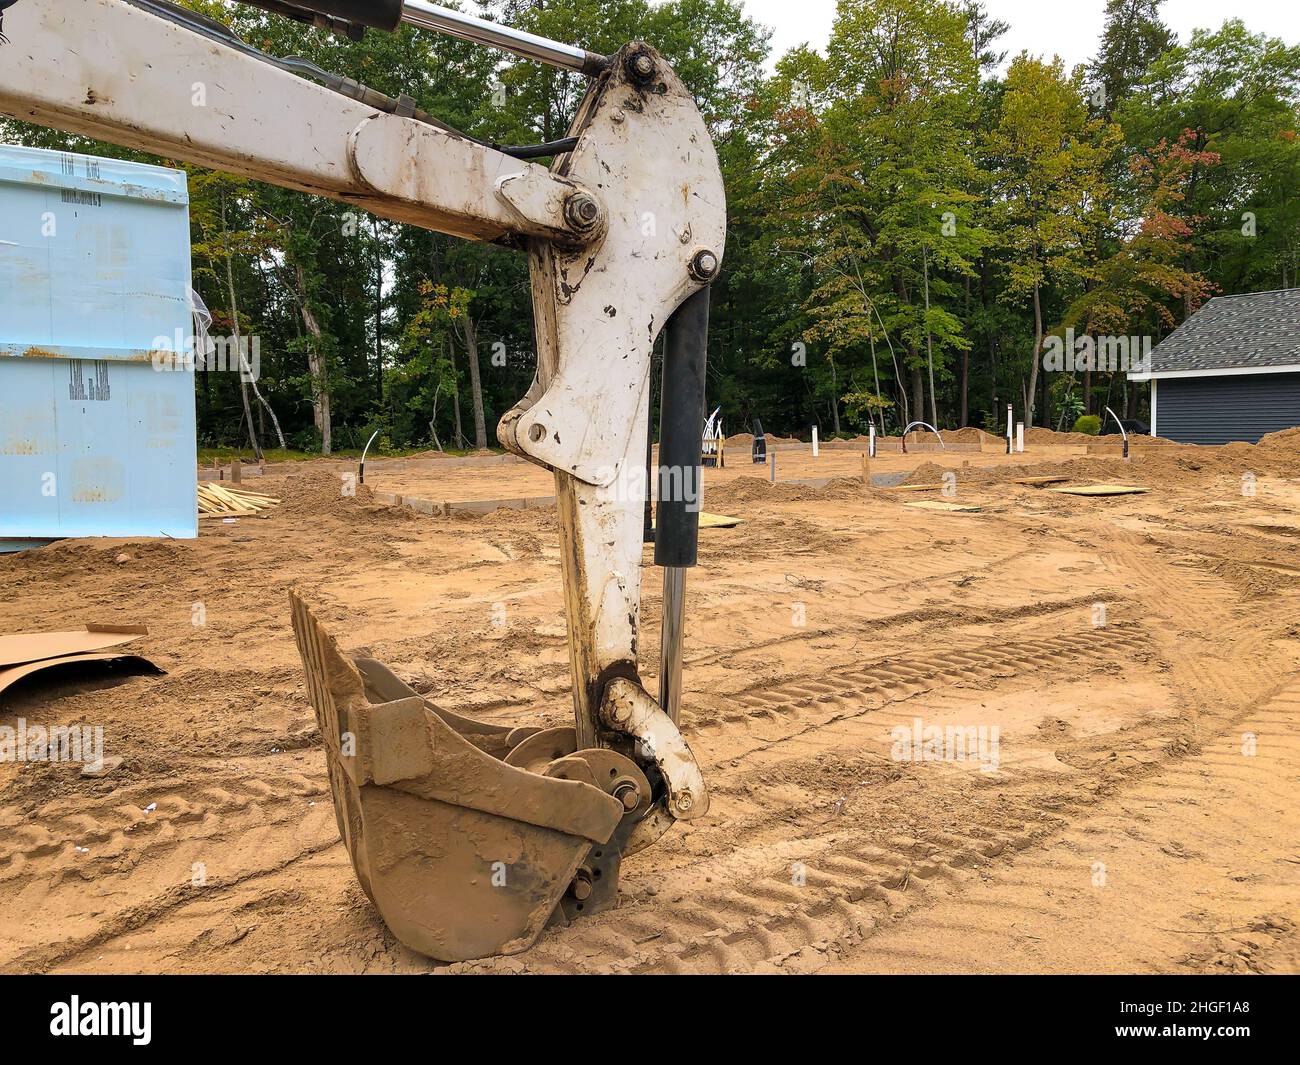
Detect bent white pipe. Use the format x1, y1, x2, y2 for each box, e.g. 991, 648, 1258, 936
901, 420, 945, 455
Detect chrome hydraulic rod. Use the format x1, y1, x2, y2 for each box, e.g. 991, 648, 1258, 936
659, 566, 686, 725
401, 2, 608, 74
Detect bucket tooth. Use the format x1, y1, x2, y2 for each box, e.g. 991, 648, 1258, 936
289, 592, 624, 962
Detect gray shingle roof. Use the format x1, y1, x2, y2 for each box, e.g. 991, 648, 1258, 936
1143, 288, 1300, 374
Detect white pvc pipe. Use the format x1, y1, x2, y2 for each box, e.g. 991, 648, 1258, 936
1103, 406, 1130, 460
359, 429, 381, 484
812, 426, 819, 458
902, 421, 945, 451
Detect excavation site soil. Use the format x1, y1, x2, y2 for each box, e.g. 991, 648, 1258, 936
3, 431, 1299, 974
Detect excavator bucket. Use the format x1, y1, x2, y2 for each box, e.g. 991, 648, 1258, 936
289, 591, 629, 962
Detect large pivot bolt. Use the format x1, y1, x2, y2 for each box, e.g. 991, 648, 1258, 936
689, 248, 720, 283
569, 868, 594, 902
625, 50, 657, 84
612, 777, 642, 811
564, 191, 602, 233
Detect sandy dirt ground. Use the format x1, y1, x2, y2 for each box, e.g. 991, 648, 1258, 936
361, 441, 1109, 505
2, 433, 1299, 974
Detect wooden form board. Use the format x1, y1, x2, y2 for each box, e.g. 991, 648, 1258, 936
903, 500, 982, 513
1048, 484, 1149, 497
650, 512, 744, 530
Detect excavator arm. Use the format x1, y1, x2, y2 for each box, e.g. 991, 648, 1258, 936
0, 0, 723, 961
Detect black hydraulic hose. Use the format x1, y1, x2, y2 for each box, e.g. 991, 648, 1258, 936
643, 376, 656, 545
655, 287, 711, 569
493, 138, 580, 159
235, 1, 402, 34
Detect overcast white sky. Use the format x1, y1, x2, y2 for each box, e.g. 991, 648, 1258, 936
734, 0, 1300, 72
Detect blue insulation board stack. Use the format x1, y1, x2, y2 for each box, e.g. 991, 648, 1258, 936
0, 143, 197, 545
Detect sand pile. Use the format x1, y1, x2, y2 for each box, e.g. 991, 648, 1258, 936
722, 432, 801, 450
1025, 427, 1098, 446
935, 426, 990, 444
273, 469, 417, 525
706, 475, 822, 506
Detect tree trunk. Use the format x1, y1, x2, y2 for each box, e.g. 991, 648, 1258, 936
428, 381, 444, 452
889, 273, 914, 426
1041, 355, 1050, 430
222, 233, 285, 451
372, 217, 384, 403
960, 275, 970, 427
959, 350, 969, 427
867, 326, 883, 430
220, 195, 263, 463
828, 356, 841, 435
447, 336, 466, 448
981, 256, 999, 419
922, 246, 938, 427
458, 314, 487, 449
294, 264, 332, 455
1026, 275, 1044, 427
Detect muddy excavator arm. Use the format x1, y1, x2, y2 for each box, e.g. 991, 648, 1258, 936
0, 0, 723, 961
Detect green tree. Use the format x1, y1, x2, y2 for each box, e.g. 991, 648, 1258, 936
1090, 0, 1175, 118
986, 55, 1120, 425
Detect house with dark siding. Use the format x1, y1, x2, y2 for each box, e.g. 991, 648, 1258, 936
1127, 288, 1300, 445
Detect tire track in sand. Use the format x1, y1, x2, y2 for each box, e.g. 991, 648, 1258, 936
457, 523, 1291, 974
451, 622, 1155, 974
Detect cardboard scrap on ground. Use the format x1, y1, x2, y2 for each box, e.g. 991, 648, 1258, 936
903, 499, 982, 513
890, 483, 945, 492
0, 624, 147, 669
1048, 484, 1149, 497
0, 624, 162, 703
0, 653, 164, 700
1013, 476, 1070, 486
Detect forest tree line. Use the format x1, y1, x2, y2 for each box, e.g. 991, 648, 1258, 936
5, 0, 1299, 453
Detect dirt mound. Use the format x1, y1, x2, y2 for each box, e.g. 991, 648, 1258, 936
1025, 427, 1099, 446
722, 432, 800, 449
898, 461, 950, 486
937, 426, 989, 444
706, 475, 822, 506
270, 469, 419, 527
1258, 426, 1300, 450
